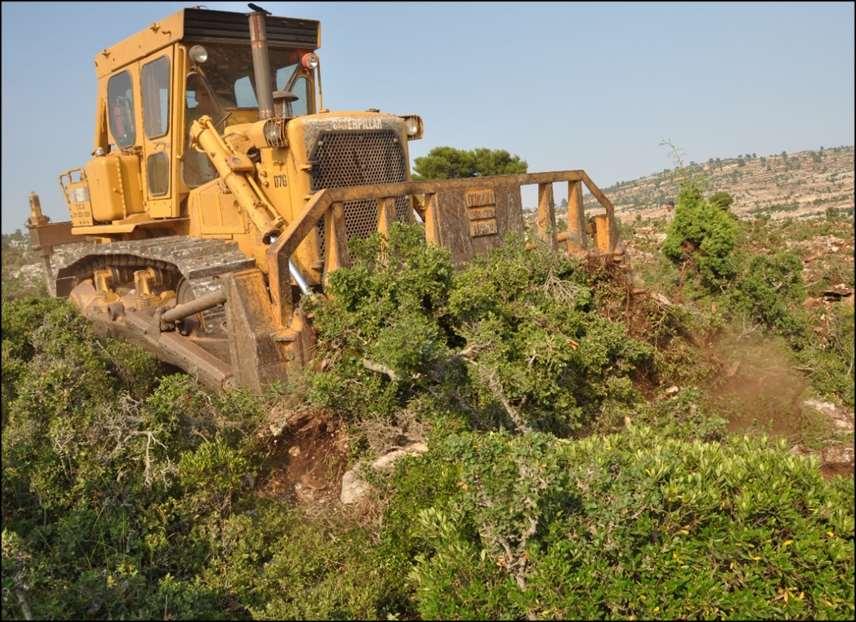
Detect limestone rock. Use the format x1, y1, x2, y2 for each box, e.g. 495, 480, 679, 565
804, 399, 854, 432
340, 442, 428, 504
821, 444, 855, 467
339, 468, 371, 505
371, 442, 428, 471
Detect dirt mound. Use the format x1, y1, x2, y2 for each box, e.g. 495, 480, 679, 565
255, 406, 349, 507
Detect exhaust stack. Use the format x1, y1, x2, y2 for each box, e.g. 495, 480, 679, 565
248, 8, 274, 120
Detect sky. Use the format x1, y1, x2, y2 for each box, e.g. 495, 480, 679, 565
1, 1, 853, 231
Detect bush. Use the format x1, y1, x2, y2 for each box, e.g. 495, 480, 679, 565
796, 304, 855, 406
731, 251, 807, 339
662, 183, 740, 290
449, 242, 654, 434
306, 224, 456, 421
0, 297, 267, 620
709, 191, 734, 210
3, 221, 852, 620
309, 225, 654, 437
393, 426, 855, 620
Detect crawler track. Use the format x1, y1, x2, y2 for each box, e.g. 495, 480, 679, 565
55, 236, 256, 332
52, 236, 265, 389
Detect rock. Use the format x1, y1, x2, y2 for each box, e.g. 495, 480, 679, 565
821, 444, 855, 467
13, 263, 45, 281
340, 442, 429, 504
371, 442, 428, 471
725, 361, 741, 378
822, 286, 853, 302
269, 420, 288, 437
665, 386, 680, 396
339, 468, 371, 505
803, 399, 854, 432
651, 292, 674, 307
267, 405, 315, 439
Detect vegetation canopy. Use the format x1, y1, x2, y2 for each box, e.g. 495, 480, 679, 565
413, 146, 528, 180
2, 147, 854, 620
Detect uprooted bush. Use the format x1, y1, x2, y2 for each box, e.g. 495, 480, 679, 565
796, 303, 856, 407
308, 224, 655, 437
657, 181, 852, 407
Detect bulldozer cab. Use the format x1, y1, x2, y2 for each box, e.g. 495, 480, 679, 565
70, 8, 321, 227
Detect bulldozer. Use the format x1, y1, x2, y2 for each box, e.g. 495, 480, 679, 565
27, 4, 625, 393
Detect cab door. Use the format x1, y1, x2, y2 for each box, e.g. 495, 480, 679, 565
138, 47, 177, 218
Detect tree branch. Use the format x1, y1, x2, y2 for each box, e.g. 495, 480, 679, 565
361, 358, 399, 382
15, 588, 33, 621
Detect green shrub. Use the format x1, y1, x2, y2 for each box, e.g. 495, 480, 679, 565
178, 440, 252, 515
796, 305, 856, 406
709, 191, 734, 210
395, 427, 855, 620
594, 387, 728, 442
0, 297, 268, 620
309, 225, 654, 436
3, 219, 852, 621
306, 224, 456, 421
662, 183, 740, 290
731, 251, 807, 339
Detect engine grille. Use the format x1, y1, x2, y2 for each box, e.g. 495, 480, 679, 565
309, 130, 412, 255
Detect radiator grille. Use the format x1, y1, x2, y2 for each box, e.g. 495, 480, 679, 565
309, 130, 412, 254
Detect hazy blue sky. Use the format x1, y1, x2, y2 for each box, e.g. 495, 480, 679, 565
2, 1, 853, 230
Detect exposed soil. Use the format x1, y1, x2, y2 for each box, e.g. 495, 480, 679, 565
255, 406, 349, 507
820, 461, 855, 479
707, 331, 854, 478
712, 334, 808, 437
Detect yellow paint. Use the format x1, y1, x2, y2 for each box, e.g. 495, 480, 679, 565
84, 153, 144, 222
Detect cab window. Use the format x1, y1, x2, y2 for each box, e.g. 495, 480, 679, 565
141, 56, 171, 138
182, 73, 218, 188
234, 76, 257, 108
276, 64, 309, 116
289, 75, 309, 117
147, 152, 170, 196
107, 71, 136, 147
184, 42, 314, 116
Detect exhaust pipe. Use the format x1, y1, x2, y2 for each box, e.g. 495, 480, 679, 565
248, 8, 274, 120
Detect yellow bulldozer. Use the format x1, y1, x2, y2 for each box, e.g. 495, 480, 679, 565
27, 4, 624, 393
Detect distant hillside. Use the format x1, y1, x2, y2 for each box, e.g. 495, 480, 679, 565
583, 145, 854, 221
